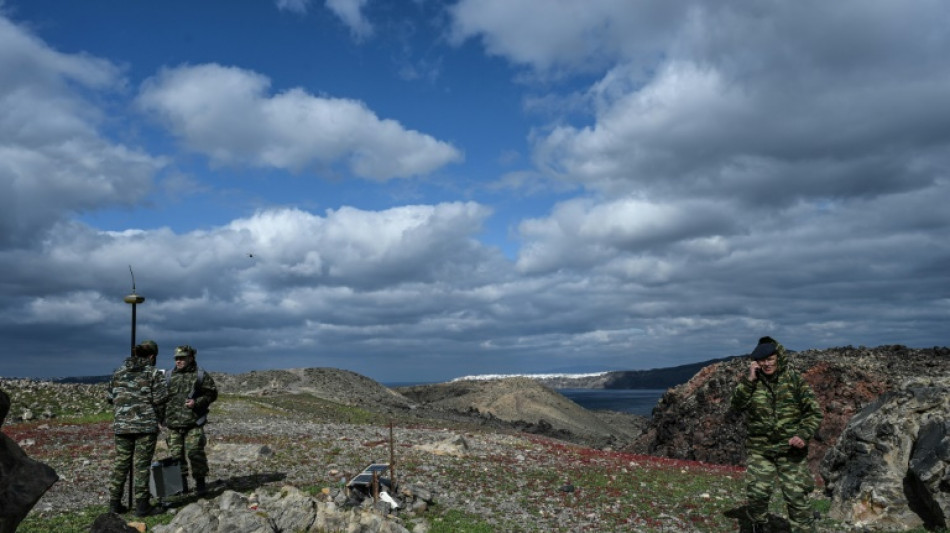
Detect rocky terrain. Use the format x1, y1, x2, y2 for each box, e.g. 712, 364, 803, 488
627, 345, 950, 477
1, 375, 745, 532
2, 344, 948, 531
214, 368, 649, 448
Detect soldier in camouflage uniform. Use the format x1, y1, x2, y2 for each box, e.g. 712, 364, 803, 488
165, 345, 217, 496
731, 336, 823, 533
107, 340, 168, 516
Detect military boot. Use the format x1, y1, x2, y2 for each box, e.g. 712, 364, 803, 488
135, 499, 161, 517
180, 475, 190, 494
195, 477, 207, 496
108, 500, 128, 514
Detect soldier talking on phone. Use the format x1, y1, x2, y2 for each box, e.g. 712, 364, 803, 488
731, 336, 823, 533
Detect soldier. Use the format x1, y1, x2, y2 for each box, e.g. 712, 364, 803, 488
165, 345, 218, 495
731, 336, 823, 533
107, 340, 168, 516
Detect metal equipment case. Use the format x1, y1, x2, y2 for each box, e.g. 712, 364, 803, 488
149, 457, 183, 499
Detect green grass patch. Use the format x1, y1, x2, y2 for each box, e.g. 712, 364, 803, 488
242, 393, 386, 425
2, 380, 109, 422
426, 508, 498, 533
55, 412, 113, 424
18, 505, 173, 533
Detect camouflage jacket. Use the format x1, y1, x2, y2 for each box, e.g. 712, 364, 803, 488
730, 342, 823, 454
108, 356, 168, 434
164, 361, 218, 429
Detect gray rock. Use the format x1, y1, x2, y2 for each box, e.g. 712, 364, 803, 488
218, 490, 249, 511
156, 484, 416, 533
820, 379, 950, 530
257, 486, 316, 532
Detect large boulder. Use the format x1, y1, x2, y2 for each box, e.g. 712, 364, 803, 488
820, 378, 950, 530
0, 430, 59, 532
0, 389, 9, 427
627, 345, 948, 477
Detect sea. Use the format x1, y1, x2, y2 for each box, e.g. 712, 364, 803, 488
387, 382, 665, 418
557, 388, 666, 417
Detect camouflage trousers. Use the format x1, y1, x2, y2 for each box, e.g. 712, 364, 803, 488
745, 449, 816, 532
109, 432, 158, 503
167, 425, 209, 480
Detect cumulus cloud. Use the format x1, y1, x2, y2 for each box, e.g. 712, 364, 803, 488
1, 3, 948, 381
515, 196, 735, 274
0, 16, 165, 247
275, 0, 372, 40
0, 202, 527, 377
449, 0, 681, 75
325, 0, 373, 40
136, 64, 461, 180
275, 0, 311, 15
459, 0, 950, 279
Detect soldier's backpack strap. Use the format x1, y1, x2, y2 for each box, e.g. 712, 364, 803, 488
190, 369, 208, 427
188, 369, 206, 400
166, 368, 205, 391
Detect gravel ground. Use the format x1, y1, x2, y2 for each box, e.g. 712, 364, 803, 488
3, 375, 849, 532
7, 396, 748, 532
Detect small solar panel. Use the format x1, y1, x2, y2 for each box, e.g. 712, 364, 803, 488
347, 463, 391, 487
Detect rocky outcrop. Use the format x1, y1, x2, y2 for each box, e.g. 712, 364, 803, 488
626, 346, 950, 476
819, 378, 950, 530
153, 485, 432, 533
0, 389, 8, 428
0, 387, 59, 533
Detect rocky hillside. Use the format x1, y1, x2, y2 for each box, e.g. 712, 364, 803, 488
534, 357, 734, 389
7, 343, 946, 475
212, 367, 413, 410
397, 378, 647, 448
626, 345, 950, 476
2, 367, 646, 451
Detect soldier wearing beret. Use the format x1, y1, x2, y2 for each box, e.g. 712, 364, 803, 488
165, 345, 218, 496
731, 336, 823, 533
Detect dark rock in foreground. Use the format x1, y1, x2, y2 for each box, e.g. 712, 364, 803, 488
89, 512, 139, 533
0, 388, 59, 533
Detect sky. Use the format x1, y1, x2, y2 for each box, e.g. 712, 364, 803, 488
1, 0, 948, 382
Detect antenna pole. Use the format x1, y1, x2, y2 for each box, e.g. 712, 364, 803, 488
122, 266, 146, 508
389, 421, 397, 491
123, 266, 145, 352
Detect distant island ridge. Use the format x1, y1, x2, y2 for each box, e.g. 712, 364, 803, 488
452, 371, 609, 381
452, 356, 734, 390
47, 355, 731, 390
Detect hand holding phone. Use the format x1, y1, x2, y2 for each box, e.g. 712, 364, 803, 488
748, 361, 760, 381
